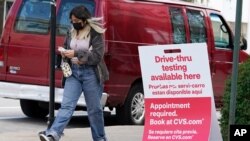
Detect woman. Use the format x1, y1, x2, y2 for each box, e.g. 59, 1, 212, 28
39, 5, 109, 141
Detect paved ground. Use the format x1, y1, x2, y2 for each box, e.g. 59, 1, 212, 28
0, 98, 144, 141
0, 126, 144, 141
0, 98, 221, 141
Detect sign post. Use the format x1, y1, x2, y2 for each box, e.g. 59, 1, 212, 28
48, 0, 56, 128
139, 43, 222, 141
229, 0, 243, 125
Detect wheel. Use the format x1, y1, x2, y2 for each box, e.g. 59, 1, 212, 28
116, 83, 145, 125
20, 99, 49, 118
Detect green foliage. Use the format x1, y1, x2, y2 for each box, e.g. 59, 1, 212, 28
220, 59, 250, 141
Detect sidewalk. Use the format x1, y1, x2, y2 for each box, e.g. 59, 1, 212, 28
0, 110, 221, 141
0, 126, 144, 141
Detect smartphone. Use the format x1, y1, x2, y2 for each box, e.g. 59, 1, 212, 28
58, 47, 66, 52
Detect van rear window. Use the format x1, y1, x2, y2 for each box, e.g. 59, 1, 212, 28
14, 0, 51, 34
169, 7, 186, 44
57, 0, 95, 36
187, 9, 207, 43
14, 0, 95, 35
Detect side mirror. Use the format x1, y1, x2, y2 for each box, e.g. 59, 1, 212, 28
240, 36, 247, 50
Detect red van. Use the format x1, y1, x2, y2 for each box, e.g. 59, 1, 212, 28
0, 0, 249, 125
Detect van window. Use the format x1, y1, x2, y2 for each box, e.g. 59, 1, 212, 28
187, 9, 207, 43
210, 14, 230, 48
14, 0, 51, 34
5, 1, 13, 20
169, 7, 186, 44
57, 0, 95, 36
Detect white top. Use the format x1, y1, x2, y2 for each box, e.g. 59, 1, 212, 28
70, 37, 90, 64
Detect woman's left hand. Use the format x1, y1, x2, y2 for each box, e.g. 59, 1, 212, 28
63, 50, 75, 58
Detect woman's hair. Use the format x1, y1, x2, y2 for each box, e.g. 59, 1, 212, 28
69, 5, 105, 36
69, 5, 91, 21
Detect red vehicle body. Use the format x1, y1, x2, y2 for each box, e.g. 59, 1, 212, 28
0, 0, 249, 125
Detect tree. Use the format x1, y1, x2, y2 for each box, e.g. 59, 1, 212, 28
220, 59, 250, 140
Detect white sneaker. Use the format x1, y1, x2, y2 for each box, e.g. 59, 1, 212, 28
39, 133, 55, 141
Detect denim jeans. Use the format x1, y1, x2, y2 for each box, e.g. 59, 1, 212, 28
45, 64, 107, 141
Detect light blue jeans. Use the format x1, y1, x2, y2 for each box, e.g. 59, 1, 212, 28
45, 64, 107, 141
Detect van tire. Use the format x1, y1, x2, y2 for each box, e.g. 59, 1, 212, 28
116, 83, 145, 125
20, 99, 49, 118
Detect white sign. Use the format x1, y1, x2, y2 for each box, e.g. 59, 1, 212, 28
139, 43, 222, 141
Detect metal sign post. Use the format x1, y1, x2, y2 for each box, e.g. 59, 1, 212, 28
229, 0, 243, 139
48, 0, 56, 128
229, 0, 243, 125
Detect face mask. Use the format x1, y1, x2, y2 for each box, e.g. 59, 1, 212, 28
73, 22, 84, 31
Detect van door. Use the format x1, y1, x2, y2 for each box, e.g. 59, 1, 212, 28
6, 0, 51, 85
185, 8, 214, 68
209, 13, 234, 105
185, 8, 212, 58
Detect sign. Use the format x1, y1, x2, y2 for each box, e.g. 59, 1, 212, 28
138, 43, 222, 141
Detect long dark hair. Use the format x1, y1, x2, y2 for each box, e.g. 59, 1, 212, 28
69, 5, 91, 21
70, 5, 106, 34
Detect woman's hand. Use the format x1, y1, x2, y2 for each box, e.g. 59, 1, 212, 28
60, 52, 66, 58
62, 50, 75, 58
